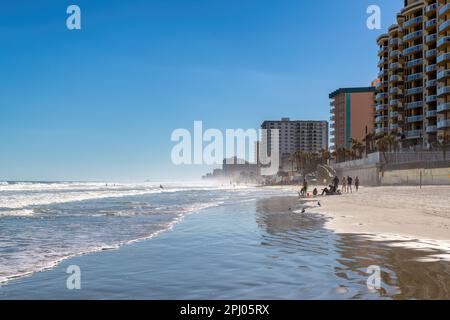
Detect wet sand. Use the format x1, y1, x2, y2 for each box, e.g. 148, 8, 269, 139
1, 196, 450, 299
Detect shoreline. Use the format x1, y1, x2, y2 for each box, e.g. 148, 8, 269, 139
1, 189, 450, 299
281, 185, 450, 261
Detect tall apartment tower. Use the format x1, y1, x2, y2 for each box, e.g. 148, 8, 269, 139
260, 118, 328, 157
376, 0, 450, 148
329, 87, 375, 151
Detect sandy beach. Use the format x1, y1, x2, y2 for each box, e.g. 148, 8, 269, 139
291, 185, 450, 261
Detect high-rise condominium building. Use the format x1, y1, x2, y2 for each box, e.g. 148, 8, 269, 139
260, 118, 328, 157
376, 0, 450, 148
329, 87, 375, 151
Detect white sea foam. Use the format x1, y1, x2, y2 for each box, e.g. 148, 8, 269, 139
0, 182, 260, 285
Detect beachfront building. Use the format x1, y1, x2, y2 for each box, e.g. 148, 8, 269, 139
329, 87, 375, 151
260, 118, 328, 172
376, 0, 450, 149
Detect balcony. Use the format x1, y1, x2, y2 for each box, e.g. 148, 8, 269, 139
389, 62, 401, 70
330, 107, 335, 114
403, 16, 423, 28
390, 74, 402, 82
426, 125, 438, 133
425, 64, 437, 73
439, 20, 450, 33
390, 123, 399, 130
425, 18, 437, 30
426, 110, 437, 118
390, 99, 401, 106
425, 3, 438, 15
378, 69, 388, 77
403, 44, 423, 56
437, 69, 450, 81
426, 49, 437, 59
404, 30, 423, 42
375, 104, 388, 112
378, 58, 387, 67
375, 115, 388, 123
376, 93, 388, 100
389, 50, 400, 58
375, 127, 388, 135
376, 81, 388, 89
390, 111, 399, 118
406, 115, 424, 123
405, 58, 423, 68
438, 120, 450, 129
378, 46, 388, 55
405, 73, 423, 82
406, 130, 422, 139
437, 52, 450, 65
389, 38, 401, 46
425, 33, 437, 44
389, 87, 401, 95
439, 4, 450, 17
426, 95, 437, 103
405, 101, 424, 109
437, 86, 450, 96
437, 102, 450, 113
426, 79, 437, 88
406, 87, 423, 96
437, 36, 450, 48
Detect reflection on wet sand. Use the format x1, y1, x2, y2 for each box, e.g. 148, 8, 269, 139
255, 197, 450, 300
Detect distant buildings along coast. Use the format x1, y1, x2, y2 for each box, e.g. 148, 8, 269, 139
260, 118, 328, 172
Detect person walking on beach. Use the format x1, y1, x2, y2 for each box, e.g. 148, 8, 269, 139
303, 178, 308, 194
341, 177, 347, 193
347, 176, 353, 193
355, 176, 360, 192
332, 176, 339, 190
299, 178, 308, 197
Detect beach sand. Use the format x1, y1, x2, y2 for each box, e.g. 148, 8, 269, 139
295, 185, 450, 260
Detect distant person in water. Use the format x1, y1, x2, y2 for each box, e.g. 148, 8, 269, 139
341, 177, 347, 193
347, 176, 353, 193
160, 184, 164, 189
355, 176, 360, 192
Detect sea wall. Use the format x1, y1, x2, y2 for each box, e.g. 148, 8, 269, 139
380, 167, 450, 186
334, 165, 379, 186
332, 153, 450, 186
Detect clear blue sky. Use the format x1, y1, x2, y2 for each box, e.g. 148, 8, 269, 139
0, 0, 403, 181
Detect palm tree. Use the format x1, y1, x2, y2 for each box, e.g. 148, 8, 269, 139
364, 132, 375, 154
385, 134, 396, 152
376, 135, 390, 163
350, 138, 365, 159
437, 132, 449, 160
288, 153, 296, 173
319, 148, 331, 165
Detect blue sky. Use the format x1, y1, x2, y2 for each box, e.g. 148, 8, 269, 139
0, 0, 403, 181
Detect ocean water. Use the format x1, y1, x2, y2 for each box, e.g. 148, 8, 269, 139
1, 182, 450, 299
0, 181, 270, 284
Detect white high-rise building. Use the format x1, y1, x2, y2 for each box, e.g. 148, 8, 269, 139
260, 118, 329, 157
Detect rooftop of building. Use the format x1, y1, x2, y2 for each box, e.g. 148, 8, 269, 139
261, 118, 328, 126
329, 87, 375, 99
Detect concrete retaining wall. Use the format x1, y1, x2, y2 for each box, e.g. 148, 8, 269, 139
380, 167, 450, 186
335, 165, 380, 186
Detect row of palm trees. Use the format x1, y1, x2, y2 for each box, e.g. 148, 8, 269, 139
282, 131, 449, 175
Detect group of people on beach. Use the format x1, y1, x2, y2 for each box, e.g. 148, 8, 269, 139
334, 176, 360, 194
299, 175, 360, 198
